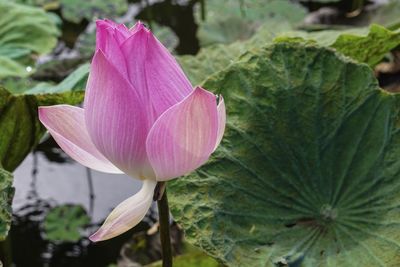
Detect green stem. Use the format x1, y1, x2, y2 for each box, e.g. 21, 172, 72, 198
157, 184, 173, 267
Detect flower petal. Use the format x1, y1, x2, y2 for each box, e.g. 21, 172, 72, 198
146, 87, 219, 181
38, 105, 122, 173
95, 21, 128, 77
121, 24, 193, 123
215, 96, 226, 150
89, 179, 156, 242
84, 50, 154, 179
96, 19, 130, 45
129, 20, 144, 35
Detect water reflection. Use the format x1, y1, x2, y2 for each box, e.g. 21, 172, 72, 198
13, 137, 142, 222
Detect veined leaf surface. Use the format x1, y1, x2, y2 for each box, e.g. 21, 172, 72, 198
0, 1, 59, 78
169, 43, 400, 267
0, 168, 14, 241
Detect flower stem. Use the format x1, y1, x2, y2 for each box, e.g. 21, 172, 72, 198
157, 183, 173, 267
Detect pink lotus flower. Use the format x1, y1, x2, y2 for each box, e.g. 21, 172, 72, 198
38, 20, 226, 241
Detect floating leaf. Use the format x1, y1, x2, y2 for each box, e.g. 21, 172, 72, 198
0, 168, 14, 241
275, 24, 400, 66
59, 0, 128, 23
196, 0, 306, 46
0, 1, 59, 78
44, 204, 90, 242
169, 43, 400, 266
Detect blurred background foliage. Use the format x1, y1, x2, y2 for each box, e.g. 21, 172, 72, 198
0, 0, 400, 266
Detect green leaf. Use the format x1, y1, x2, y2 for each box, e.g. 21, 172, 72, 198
331, 25, 400, 66
196, 0, 306, 46
26, 63, 89, 94
0, 86, 83, 172
169, 43, 400, 266
59, 0, 128, 23
0, 168, 14, 241
0, 1, 59, 78
275, 24, 400, 66
13, 0, 128, 23
44, 204, 90, 242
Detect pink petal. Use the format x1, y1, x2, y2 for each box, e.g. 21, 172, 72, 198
214, 96, 226, 150
95, 22, 128, 77
84, 50, 154, 179
121, 24, 193, 123
38, 105, 122, 174
96, 19, 130, 45
90, 179, 156, 242
146, 87, 219, 181
129, 21, 144, 35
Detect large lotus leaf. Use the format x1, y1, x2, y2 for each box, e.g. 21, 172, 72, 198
0, 168, 14, 241
0, 86, 83, 172
44, 204, 90, 242
169, 42, 400, 266
0, 1, 59, 78
275, 24, 400, 67
196, 0, 306, 46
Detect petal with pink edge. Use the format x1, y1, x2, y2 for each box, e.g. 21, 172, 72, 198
38, 105, 122, 173
95, 22, 127, 77
96, 19, 130, 44
129, 21, 144, 35
121, 24, 193, 123
89, 179, 156, 242
146, 87, 219, 181
214, 96, 226, 150
84, 50, 154, 179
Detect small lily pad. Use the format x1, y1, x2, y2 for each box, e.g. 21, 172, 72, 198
44, 204, 90, 242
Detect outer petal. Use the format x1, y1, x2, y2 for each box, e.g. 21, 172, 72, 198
84, 50, 154, 179
90, 179, 156, 242
214, 96, 226, 150
146, 87, 219, 181
38, 105, 122, 174
121, 24, 193, 123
